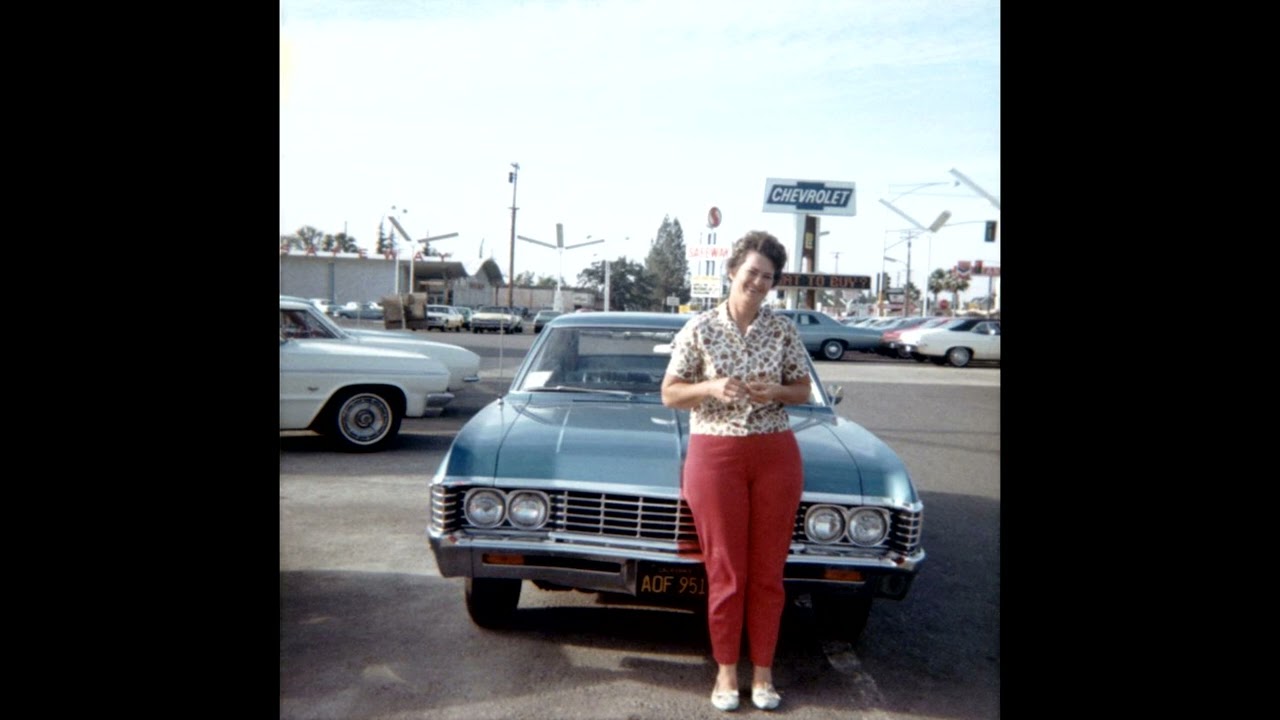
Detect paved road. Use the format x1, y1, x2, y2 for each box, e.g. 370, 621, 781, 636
283, 322, 1000, 719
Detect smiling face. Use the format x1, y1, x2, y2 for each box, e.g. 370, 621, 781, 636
729, 250, 777, 307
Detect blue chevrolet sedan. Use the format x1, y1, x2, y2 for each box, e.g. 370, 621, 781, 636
426, 312, 925, 643
774, 308, 886, 360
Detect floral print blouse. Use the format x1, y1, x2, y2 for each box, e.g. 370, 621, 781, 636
665, 302, 809, 436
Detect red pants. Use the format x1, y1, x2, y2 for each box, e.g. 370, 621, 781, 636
682, 431, 803, 667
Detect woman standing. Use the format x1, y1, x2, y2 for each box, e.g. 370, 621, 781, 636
661, 231, 811, 712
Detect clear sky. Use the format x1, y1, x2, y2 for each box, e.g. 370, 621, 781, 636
280, 0, 1000, 303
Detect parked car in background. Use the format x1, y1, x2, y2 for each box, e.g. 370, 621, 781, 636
532, 309, 562, 333
451, 306, 473, 330
877, 317, 951, 358
280, 326, 452, 452
309, 298, 336, 316
427, 312, 924, 643
470, 305, 524, 333
774, 308, 884, 360
907, 319, 1001, 367
336, 301, 385, 320
426, 304, 465, 332
281, 296, 480, 393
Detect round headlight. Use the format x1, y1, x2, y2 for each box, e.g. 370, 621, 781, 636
847, 508, 889, 547
465, 489, 506, 528
804, 505, 846, 544
506, 491, 550, 530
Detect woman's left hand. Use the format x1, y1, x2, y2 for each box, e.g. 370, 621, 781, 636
745, 381, 775, 404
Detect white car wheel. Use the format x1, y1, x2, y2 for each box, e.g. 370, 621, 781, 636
946, 347, 972, 367
329, 389, 401, 452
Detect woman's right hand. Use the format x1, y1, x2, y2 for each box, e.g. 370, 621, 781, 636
709, 376, 747, 403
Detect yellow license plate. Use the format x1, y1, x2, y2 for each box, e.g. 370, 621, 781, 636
639, 566, 707, 597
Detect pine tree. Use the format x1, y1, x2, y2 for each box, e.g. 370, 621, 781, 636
644, 216, 689, 310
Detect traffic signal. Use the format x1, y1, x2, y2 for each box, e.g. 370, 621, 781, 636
984, 220, 997, 242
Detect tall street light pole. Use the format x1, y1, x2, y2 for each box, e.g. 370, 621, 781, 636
518, 225, 603, 312
388, 214, 458, 329
507, 163, 520, 308
591, 245, 614, 312
387, 206, 409, 298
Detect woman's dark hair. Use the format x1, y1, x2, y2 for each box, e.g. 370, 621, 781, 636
727, 231, 787, 285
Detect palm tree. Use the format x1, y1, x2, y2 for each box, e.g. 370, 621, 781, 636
942, 271, 971, 314
904, 281, 922, 315
928, 269, 949, 314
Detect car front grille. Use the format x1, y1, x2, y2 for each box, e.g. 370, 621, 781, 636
556, 491, 699, 542
432, 486, 923, 555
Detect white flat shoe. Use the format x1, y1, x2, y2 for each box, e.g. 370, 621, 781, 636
711, 689, 740, 711
752, 684, 781, 710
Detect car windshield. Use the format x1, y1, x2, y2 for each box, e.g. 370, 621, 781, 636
280, 305, 347, 340
479, 306, 508, 313
514, 324, 828, 405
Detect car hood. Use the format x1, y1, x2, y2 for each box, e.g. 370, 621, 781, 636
343, 329, 480, 368
280, 337, 450, 378
443, 395, 917, 505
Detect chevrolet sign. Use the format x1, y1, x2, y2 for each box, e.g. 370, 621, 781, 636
762, 178, 856, 216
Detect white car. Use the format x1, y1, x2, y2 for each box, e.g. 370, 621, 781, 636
908, 319, 1001, 367
280, 329, 452, 452
280, 296, 481, 392
426, 304, 465, 332
470, 305, 524, 334
309, 298, 336, 316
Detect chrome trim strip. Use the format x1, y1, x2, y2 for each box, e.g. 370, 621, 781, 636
434, 534, 924, 571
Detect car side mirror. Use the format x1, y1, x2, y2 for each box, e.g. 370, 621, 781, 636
826, 384, 844, 406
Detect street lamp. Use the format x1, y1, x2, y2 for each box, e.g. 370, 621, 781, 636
949, 168, 1000, 210
388, 214, 459, 329
879, 199, 950, 316
386, 206, 409, 297
591, 243, 615, 312
518, 225, 603, 312
507, 163, 520, 308
410, 230, 459, 303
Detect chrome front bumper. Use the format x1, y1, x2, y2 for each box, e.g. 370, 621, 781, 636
425, 392, 456, 408
428, 531, 924, 599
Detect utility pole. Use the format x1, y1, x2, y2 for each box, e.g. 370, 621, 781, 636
507, 163, 520, 308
